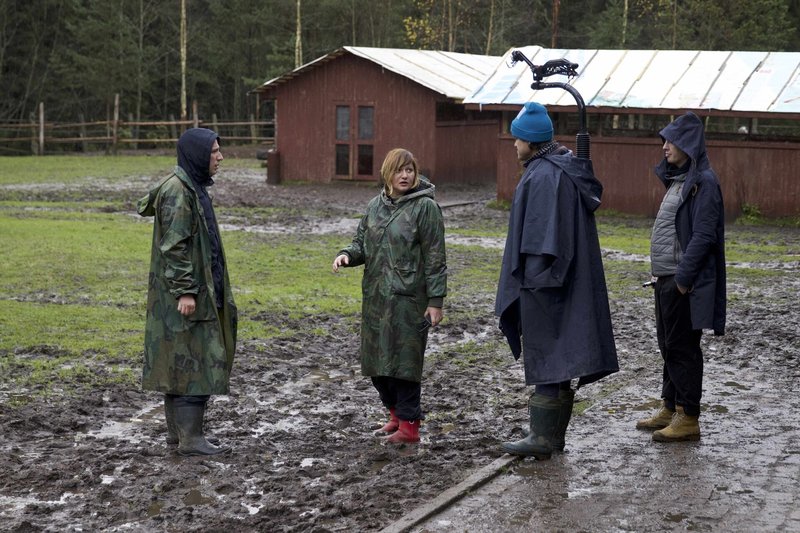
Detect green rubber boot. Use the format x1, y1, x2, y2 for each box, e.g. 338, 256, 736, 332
551, 389, 575, 452
165, 395, 219, 446
174, 397, 231, 456
501, 394, 561, 460
519, 389, 574, 451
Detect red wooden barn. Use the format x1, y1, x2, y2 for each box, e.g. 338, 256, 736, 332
466, 46, 800, 219
253, 46, 501, 185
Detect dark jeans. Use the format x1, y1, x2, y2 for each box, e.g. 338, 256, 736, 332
535, 381, 572, 398
655, 275, 703, 417
371, 376, 422, 421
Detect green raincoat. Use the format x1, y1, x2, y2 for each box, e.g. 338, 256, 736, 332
339, 179, 447, 383
137, 166, 237, 395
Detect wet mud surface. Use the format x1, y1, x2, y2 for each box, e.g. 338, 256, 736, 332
2, 169, 799, 532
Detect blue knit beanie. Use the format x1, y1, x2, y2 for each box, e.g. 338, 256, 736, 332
510, 102, 553, 143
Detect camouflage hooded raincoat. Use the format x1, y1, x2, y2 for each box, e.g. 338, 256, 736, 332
137, 163, 237, 395
339, 179, 447, 383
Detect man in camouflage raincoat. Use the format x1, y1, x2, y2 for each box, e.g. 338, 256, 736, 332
138, 128, 237, 456
333, 148, 447, 444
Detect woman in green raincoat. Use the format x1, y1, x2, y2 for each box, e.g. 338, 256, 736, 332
332, 148, 447, 444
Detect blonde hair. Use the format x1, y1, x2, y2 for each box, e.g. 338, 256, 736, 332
380, 148, 419, 197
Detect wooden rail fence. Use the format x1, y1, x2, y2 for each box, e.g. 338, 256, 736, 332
0, 98, 274, 155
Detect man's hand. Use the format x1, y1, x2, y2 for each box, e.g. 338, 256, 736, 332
177, 294, 196, 316
425, 307, 443, 327
332, 254, 349, 273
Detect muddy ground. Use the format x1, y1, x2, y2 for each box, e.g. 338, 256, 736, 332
1, 167, 799, 532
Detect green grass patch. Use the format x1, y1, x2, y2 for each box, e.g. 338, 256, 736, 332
0, 154, 261, 185
0, 155, 175, 184
0, 301, 144, 357
2, 154, 798, 401
596, 215, 800, 264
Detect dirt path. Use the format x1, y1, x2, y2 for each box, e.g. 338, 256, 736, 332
1, 171, 798, 532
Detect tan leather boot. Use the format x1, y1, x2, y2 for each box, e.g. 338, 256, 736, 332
635, 404, 675, 430
652, 406, 700, 442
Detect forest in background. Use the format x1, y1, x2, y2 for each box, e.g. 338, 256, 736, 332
2, 0, 799, 126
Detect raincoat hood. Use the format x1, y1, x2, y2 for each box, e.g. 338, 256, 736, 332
546, 153, 603, 213
658, 112, 710, 174
382, 175, 436, 206
177, 128, 220, 187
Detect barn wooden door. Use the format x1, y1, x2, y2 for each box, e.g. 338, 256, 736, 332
335, 104, 374, 180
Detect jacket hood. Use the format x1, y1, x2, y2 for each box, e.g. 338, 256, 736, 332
546, 154, 603, 212
177, 128, 220, 187
136, 166, 195, 217
657, 112, 710, 175
383, 175, 436, 205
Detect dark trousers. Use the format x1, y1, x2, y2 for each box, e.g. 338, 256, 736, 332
655, 275, 703, 417
371, 376, 422, 421
535, 381, 572, 398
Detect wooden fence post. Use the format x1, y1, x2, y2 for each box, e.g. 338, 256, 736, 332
192, 100, 198, 128
250, 113, 257, 144
129, 113, 137, 150
169, 115, 177, 140
38, 102, 45, 155
79, 113, 88, 152
111, 93, 120, 154
212, 113, 218, 135
30, 112, 37, 155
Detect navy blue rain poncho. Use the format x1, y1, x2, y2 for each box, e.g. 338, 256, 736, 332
496, 150, 619, 387
177, 128, 225, 308
656, 112, 726, 335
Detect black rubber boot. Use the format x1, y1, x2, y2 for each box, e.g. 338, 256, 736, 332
165, 395, 220, 446
501, 394, 561, 460
551, 389, 575, 452
164, 394, 179, 446
174, 396, 231, 456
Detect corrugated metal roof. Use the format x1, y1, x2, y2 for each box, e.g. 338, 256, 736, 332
255, 46, 501, 100
465, 45, 800, 114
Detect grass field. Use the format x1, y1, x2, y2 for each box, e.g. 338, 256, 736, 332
1, 154, 798, 400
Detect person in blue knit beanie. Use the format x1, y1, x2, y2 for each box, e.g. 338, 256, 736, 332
510, 101, 554, 143
496, 102, 619, 459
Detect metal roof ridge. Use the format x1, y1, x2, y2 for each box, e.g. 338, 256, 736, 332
346, 46, 496, 96
768, 51, 800, 111
728, 51, 769, 111
588, 49, 628, 107
698, 51, 733, 110
658, 50, 700, 108
619, 50, 658, 108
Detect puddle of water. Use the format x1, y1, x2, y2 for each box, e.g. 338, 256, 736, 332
371, 459, 390, 472
183, 489, 214, 506
81, 403, 162, 443
665, 512, 688, 523
242, 501, 262, 515
723, 381, 750, 390
300, 368, 351, 384
0, 492, 76, 512
220, 218, 359, 236
438, 423, 456, 435
446, 235, 504, 249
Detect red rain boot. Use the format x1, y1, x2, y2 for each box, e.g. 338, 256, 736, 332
386, 419, 420, 444
377, 408, 399, 434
